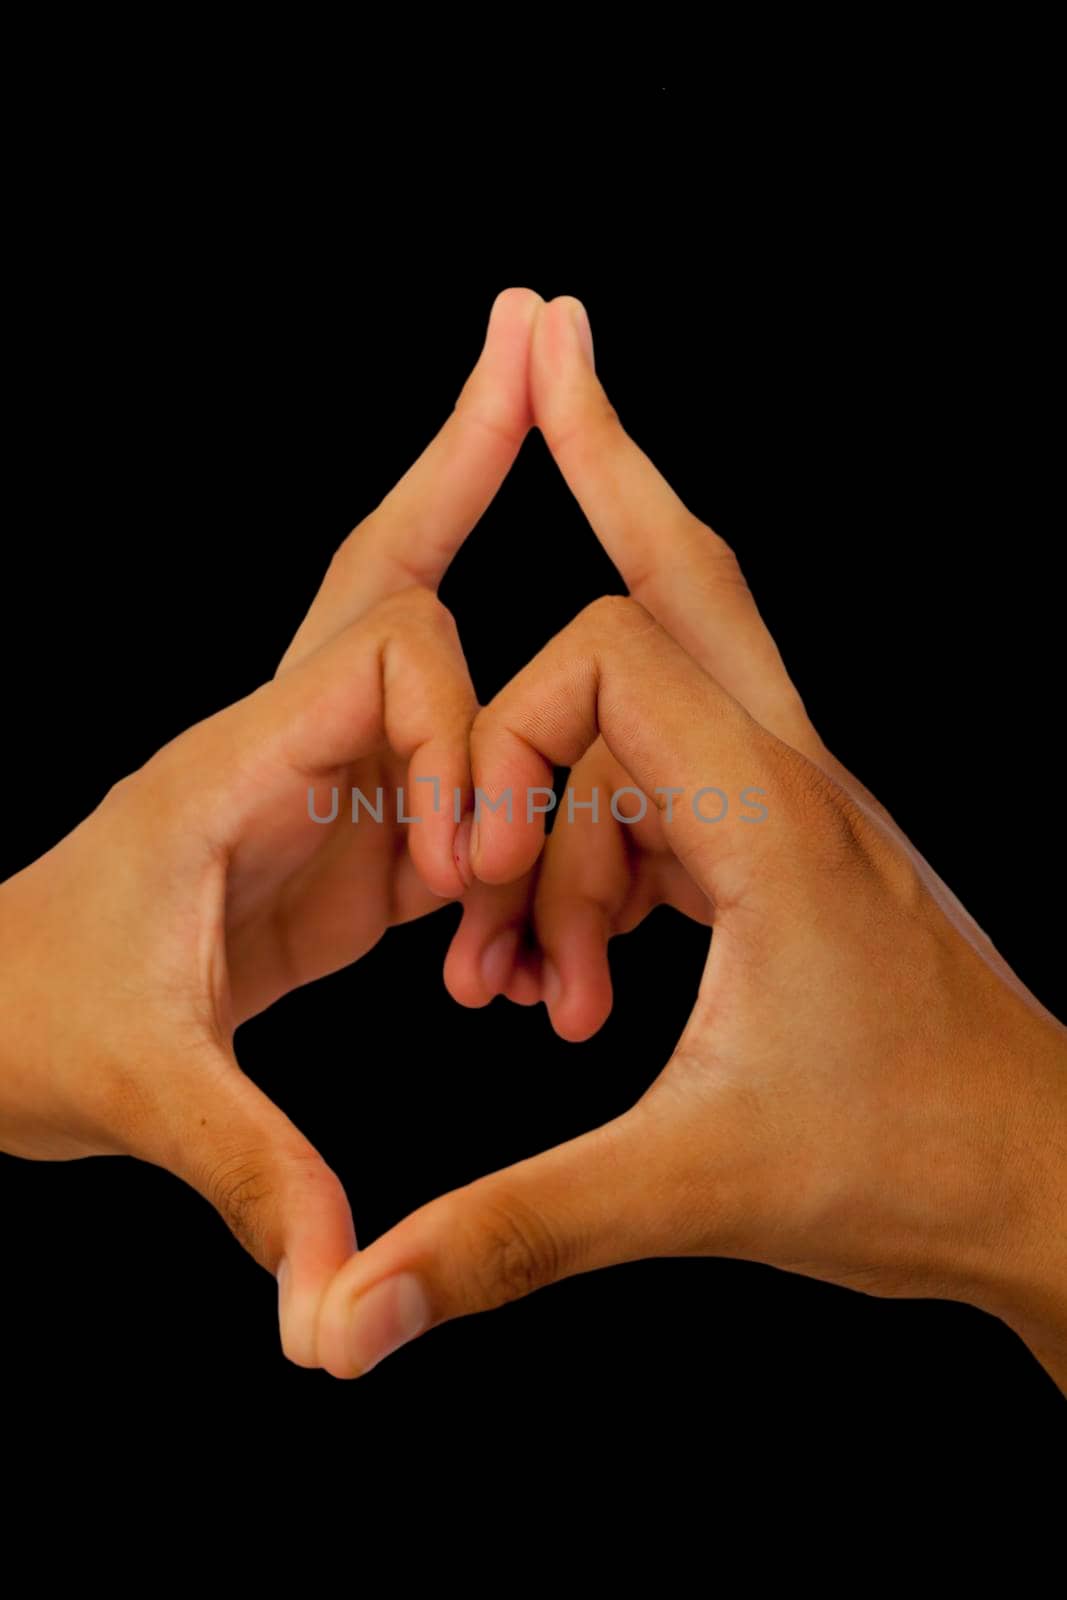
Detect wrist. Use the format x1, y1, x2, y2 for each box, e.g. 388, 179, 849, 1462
964, 1007, 1067, 1392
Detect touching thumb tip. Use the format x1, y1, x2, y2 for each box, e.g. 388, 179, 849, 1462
316, 1119, 648, 1377
338, 1271, 431, 1379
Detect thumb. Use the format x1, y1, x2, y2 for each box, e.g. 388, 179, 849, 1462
132, 1040, 356, 1368
315, 1106, 667, 1379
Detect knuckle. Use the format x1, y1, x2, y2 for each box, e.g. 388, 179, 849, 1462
460, 1191, 562, 1308
776, 746, 879, 875
203, 1149, 274, 1262
378, 583, 452, 633
582, 593, 654, 637
421, 590, 459, 639
702, 524, 749, 589
326, 520, 366, 574
102, 769, 141, 809
590, 394, 622, 435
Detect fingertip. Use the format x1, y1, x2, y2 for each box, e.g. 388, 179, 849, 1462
554, 294, 595, 368
276, 1202, 359, 1370
534, 294, 595, 370
443, 879, 538, 1009
529, 296, 603, 445
442, 930, 495, 1009
481, 927, 520, 997
548, 990, 613, 1044
443, 914, 521, 1008
459, 289, 545, 445
469, 814, 545, 888
403, 758, 471, 902
490, 285, 545, 320
505, 950, 543, 1006
484, 287, 545, 358
541, 943, 614, 1042
317, 1214, 441, 1381
408, 822, 468, 903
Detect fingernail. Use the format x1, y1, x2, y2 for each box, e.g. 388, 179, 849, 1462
569, 300, 595, 369
346, 1273, 430, 1377
482, 928, 520, 996
453, 813, 473, 889
543, 959, 562, 1012
276, 1256, 304, 1364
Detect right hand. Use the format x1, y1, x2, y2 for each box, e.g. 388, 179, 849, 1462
320, 310, 1067, 1390
445, 294, 1031, 1038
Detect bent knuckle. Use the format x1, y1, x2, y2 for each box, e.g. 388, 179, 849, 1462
463, 1192, 562, 1308
777, 746, 880, 875
702, 525, 749, 589
203, 1150, 274, 1261
582, 593, 654, 638
588, 394, 622, 438
422, 591, 459, 641
379, 583, 453, 636
326, 520, 367, 576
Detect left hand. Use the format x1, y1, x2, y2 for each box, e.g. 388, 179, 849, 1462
0, 288, 543, 1367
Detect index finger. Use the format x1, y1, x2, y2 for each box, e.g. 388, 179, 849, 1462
468, 595, 793, 894
280, 286, 542, 671
529, 295, 814, 750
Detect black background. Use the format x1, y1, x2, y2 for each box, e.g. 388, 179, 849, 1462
2, 86, 1064, 1476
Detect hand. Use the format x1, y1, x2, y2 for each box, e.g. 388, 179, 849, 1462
317, 306, 1067, 1391
0, 288, 542, 1366
448, 297, 1046, 1037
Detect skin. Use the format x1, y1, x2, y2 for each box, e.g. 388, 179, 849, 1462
317, 300, 1067, 1394
0, 287, 544, 1368
2, 290, 1064, 1394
